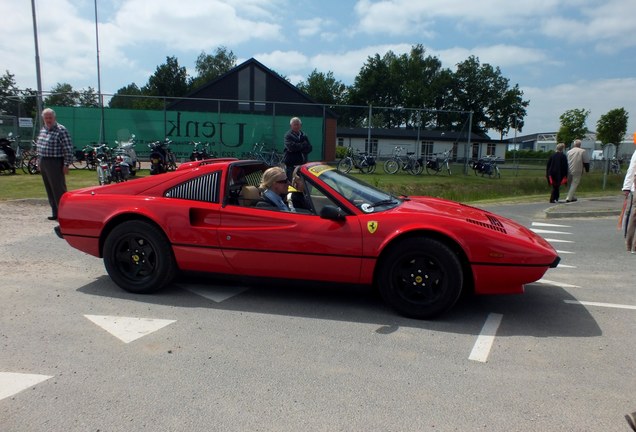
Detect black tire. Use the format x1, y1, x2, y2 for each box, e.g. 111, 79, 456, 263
377, 237, 463, 319
167, 153, 177, 171
383, 158, 399, 174
27, 155, 39, 175
407, 160, 423, 175
337, 158, 353, 173
425, 162, 437, 175
103, 220, 176, 294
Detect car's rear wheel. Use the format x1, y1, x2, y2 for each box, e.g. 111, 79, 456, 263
103, 220, 176, 294
378, 237, 463, 319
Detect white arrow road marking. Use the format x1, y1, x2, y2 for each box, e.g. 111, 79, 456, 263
531, 228, 572, 235
564, 300, 636, 310
544, 238, 574, 243
469, 313, 503, 363
84, 315, 176, 344
183, 284, 249, 302
533, 279, 581, 288
532, 222, 571, 228
0, 373, 53, 401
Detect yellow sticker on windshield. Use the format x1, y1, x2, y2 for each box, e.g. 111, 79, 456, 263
308, 164, 335, 176
367, 221, 378, 234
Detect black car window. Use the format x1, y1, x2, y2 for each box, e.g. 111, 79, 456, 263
165, 172, 221, 203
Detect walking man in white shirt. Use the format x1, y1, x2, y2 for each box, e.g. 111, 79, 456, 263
565, 139, 590, 203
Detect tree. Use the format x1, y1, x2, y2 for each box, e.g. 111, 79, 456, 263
448, 56, 528, 134
19, 88, 38, 119
348, 51, 403, 127
0, 70, 19, 116
44, 83, 79, 107
596, 107, 628, 156
189, 46, 237, 90
108, 83, 143, 109
78, 86, 99, 108
140, 56, 189, 109
297, 69, 347, 105
556, 108, 589, 147
488, 84, 529, 140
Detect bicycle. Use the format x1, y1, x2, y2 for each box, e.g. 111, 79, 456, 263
249, 143, 283, 167
425, 150, 452, 175
609, 157, 622, 175
383, 146, 422, 175
337, 146, 377, 174
471, 155, 501, 178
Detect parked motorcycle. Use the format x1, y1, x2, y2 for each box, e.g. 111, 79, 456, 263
95, 144, 113, 185
110, 154, 130, 183
148, 138, 176, 175
189, 141, 210, 161
114, 134, 139, 177
0, 133, 17, 175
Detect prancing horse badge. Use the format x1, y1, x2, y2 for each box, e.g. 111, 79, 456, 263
367, 221, 378, 234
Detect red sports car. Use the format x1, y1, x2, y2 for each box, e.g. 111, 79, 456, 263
56, 159, 559, 319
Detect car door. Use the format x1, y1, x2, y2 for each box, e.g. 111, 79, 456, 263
218, 195, 363, 284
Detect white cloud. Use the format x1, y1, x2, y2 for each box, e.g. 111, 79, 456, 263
521, 78, 636, 135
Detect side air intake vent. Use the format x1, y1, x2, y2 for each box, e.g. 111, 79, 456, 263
466, 215, 507, 234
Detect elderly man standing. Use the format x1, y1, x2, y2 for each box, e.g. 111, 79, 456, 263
36, 108, 74, 220
565, 139, 590, 203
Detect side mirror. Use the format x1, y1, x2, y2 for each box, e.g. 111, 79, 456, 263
320, 205, 346, 221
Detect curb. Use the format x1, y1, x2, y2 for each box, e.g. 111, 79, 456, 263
545, 209, 621, 219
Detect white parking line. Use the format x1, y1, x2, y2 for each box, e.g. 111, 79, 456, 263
534, 279, 581, 288
555, 250, 575, 254
556, 264, 577, 268
531, 228, 572, 235
544, 238, 574, 243
564, 300, 636, 310
469, 313, 503, 363
532, 222, 571, 228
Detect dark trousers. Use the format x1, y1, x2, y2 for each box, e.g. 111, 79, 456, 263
550, 184, 562, 203
40, 157, 67, 217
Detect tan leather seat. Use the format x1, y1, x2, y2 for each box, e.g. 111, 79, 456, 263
239, 185, 262, 206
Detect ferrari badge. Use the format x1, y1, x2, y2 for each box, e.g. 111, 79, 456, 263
367, 221, 378, 234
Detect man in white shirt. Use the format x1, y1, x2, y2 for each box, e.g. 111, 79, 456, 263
621, 150, 636, 252
565, 139, 590, 203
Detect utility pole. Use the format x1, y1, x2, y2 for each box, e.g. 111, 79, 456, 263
30, 0, 43, 131
94, 0, 105, 144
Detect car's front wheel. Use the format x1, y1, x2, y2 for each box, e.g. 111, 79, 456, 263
377, 237, 463, 319
103, 220, 176, 294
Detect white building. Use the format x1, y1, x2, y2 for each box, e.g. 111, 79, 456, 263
336, 127, 505, 162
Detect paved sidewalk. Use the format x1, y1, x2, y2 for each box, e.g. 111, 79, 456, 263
544, 195, 625, 219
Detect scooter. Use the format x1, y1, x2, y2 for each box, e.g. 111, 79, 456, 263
0, 133, 17, 175
114, 134, 138, 176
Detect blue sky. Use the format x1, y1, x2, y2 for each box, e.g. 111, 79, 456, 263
2, 0, 636, 138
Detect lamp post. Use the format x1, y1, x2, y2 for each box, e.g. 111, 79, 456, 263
94, 0, 105, 144
30, 0, 43, 131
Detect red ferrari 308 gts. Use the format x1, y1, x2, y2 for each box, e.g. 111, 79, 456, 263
56, 159, 559, 319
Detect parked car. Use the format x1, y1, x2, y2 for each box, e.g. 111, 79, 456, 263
55, 159, 559, 319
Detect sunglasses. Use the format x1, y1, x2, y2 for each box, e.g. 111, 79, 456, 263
275, 179, 289, 184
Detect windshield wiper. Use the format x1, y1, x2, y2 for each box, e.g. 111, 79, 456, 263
370, 198, 399, 207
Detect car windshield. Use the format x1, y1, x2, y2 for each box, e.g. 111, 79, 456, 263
306, 164, 401, 213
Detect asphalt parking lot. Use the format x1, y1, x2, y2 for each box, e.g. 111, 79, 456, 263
1, 197, 634, 431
